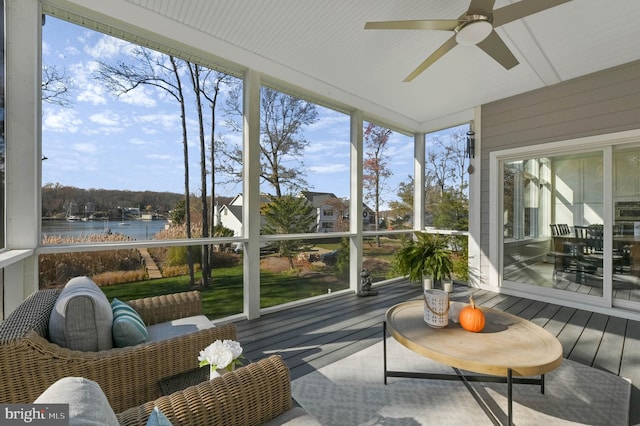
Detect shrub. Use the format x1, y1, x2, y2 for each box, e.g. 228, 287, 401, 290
211, 252, 241, 268
40, 233, 142, 288
92, 270, 147, 286
162, 263, 201, 278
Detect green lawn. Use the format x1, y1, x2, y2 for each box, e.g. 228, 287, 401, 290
100, 264, 348, 319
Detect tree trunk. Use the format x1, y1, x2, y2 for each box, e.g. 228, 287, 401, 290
171, 57, 195, 287
188, 63, 209, 287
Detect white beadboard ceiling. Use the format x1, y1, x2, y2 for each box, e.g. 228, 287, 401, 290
46, 0, 640, 132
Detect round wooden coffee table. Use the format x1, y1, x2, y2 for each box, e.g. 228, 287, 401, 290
384, 300, 563, 425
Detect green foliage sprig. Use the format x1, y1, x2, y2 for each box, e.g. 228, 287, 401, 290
394, 231, 452, 282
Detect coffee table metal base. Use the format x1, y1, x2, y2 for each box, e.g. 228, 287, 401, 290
383, 322, 545, 425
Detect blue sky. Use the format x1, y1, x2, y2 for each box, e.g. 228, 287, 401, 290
42, 17, 465, 207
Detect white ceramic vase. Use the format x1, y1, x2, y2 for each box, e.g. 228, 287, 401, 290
210, 366, 222, 380
422, 277, 433, 290
209, 364, 234, 380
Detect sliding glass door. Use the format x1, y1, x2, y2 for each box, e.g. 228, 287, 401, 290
612, 147, 640, 303
502, 152, 609, 297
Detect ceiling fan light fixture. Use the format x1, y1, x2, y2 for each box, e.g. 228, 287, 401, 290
455, 19, 492, 46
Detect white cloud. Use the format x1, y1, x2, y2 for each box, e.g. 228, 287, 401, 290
309, 163, 349, 174
73, 143, 98, 154
307, 109, 350, 132
84, 35, 132, 59
129, 138, 148, 145
43, 109, 83, 133
120, 86, 157, 107
70, 61, 108, 105
134, 113, 181, 129
63, 46, 81, 58
77, 84, 107, 105
140, 127, 160, 136
147, 154, 174, 160
307, 139, 349, 154
89, 111, 120, 126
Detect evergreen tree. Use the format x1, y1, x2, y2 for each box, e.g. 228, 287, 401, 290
261, 195, 316, 269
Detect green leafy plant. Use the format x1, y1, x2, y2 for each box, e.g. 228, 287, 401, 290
394, 231, 452, 283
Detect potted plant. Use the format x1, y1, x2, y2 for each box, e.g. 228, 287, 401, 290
395, 231, 453, 290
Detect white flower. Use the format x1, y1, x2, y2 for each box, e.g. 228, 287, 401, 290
224, 339, 243, 360
198, 339, 244, 371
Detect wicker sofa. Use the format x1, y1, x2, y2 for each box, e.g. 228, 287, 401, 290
33, 355, 316, 426
116, 355, 317, 425
0, 288, 236, 413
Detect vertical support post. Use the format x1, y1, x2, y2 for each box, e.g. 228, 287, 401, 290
383, 321, 388, 385
350, 111, 363, 294
243, 69, 261, 319
507, 368, 513, 426
414, 133, 425, 231
468, 108, 482, 288
4, 0, 42, 315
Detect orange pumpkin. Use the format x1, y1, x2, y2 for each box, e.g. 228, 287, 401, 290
459, 295, 485, 332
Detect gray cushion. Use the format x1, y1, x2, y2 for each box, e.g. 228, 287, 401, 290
146, 315, 214, 341
34, 377, 119, 426
49, 276, 113, 351
111, 297, 149, 347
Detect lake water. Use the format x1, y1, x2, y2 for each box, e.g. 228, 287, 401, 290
42, 220, 169, 241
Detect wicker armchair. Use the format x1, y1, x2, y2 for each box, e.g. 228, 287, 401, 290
0, 288, 236, 413
116, 355, 316, 426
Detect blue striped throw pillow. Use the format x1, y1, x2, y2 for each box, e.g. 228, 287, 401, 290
111, 298, 149, 347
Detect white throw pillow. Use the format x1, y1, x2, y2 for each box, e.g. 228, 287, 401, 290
35, 377, 119, 426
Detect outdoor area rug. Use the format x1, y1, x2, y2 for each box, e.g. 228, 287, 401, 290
291, 338, 631, 425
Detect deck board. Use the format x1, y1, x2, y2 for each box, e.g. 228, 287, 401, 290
569, 312, 608, 366
595, 316, 627, 374
231, 280, 640, 424
558, 309, 592, 358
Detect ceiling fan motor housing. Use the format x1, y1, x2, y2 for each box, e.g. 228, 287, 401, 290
455, 15, 493, 45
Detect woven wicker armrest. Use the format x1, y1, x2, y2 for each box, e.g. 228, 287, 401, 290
117, 355, 293, 426
127, 291, 203, 326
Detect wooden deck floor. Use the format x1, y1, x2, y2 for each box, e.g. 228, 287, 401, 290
232, 280, 640, 425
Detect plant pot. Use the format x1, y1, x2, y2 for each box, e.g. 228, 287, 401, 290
422, 277, 433, 290
443, 280, 453, 293
210, 364, 234, 380
423, 289, 449, 328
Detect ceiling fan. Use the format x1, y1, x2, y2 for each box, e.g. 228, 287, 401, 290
364, 0, 571, 82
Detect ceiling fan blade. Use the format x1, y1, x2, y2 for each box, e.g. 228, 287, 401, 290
365, 20, 461, 31
467, 0, 496, 16
476, 30, 519, 70
404, 35, 458, 82
493, 0, 572, 27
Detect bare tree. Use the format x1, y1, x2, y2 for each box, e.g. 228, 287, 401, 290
426, 129, 468, 197
325, 196, 350, 232
96, 48, 196, 286
199, 70, 231, 271
42, 65, 74, 107
388, 175, 414, 228
425, 128, 469, 230
363, 122, 392, 246
221, 86, 318, 197
187, 63, 211, 287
